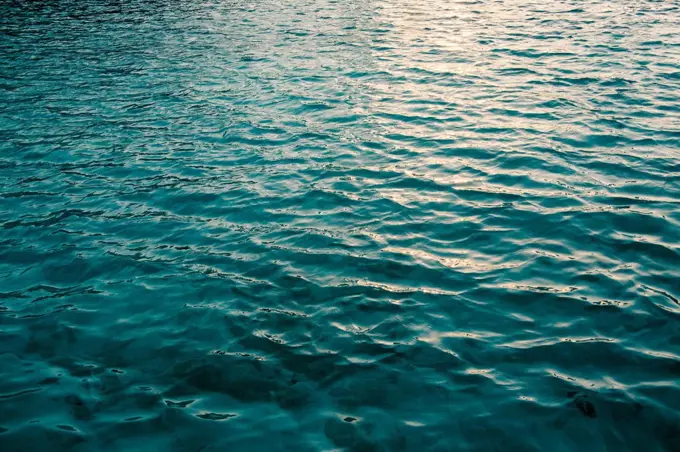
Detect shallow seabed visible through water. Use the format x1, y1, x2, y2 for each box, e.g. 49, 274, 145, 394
1, 0, 680, 450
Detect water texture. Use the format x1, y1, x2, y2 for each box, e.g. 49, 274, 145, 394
1, 0, 680, 450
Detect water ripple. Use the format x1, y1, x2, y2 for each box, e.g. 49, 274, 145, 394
1, 0, 680, 450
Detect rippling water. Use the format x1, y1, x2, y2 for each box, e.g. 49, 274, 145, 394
1, 0, 680, 450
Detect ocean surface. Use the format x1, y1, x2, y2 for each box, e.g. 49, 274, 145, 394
1, 0, 679, 450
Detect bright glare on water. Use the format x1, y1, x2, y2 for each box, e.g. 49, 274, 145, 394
1, 0, 679, 450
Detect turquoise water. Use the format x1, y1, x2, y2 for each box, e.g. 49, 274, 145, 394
1, 0, 680, 450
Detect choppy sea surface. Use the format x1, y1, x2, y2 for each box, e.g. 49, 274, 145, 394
1, 0, 680, 450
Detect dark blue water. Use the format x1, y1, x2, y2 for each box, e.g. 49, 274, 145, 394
1, 0, 680, 450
